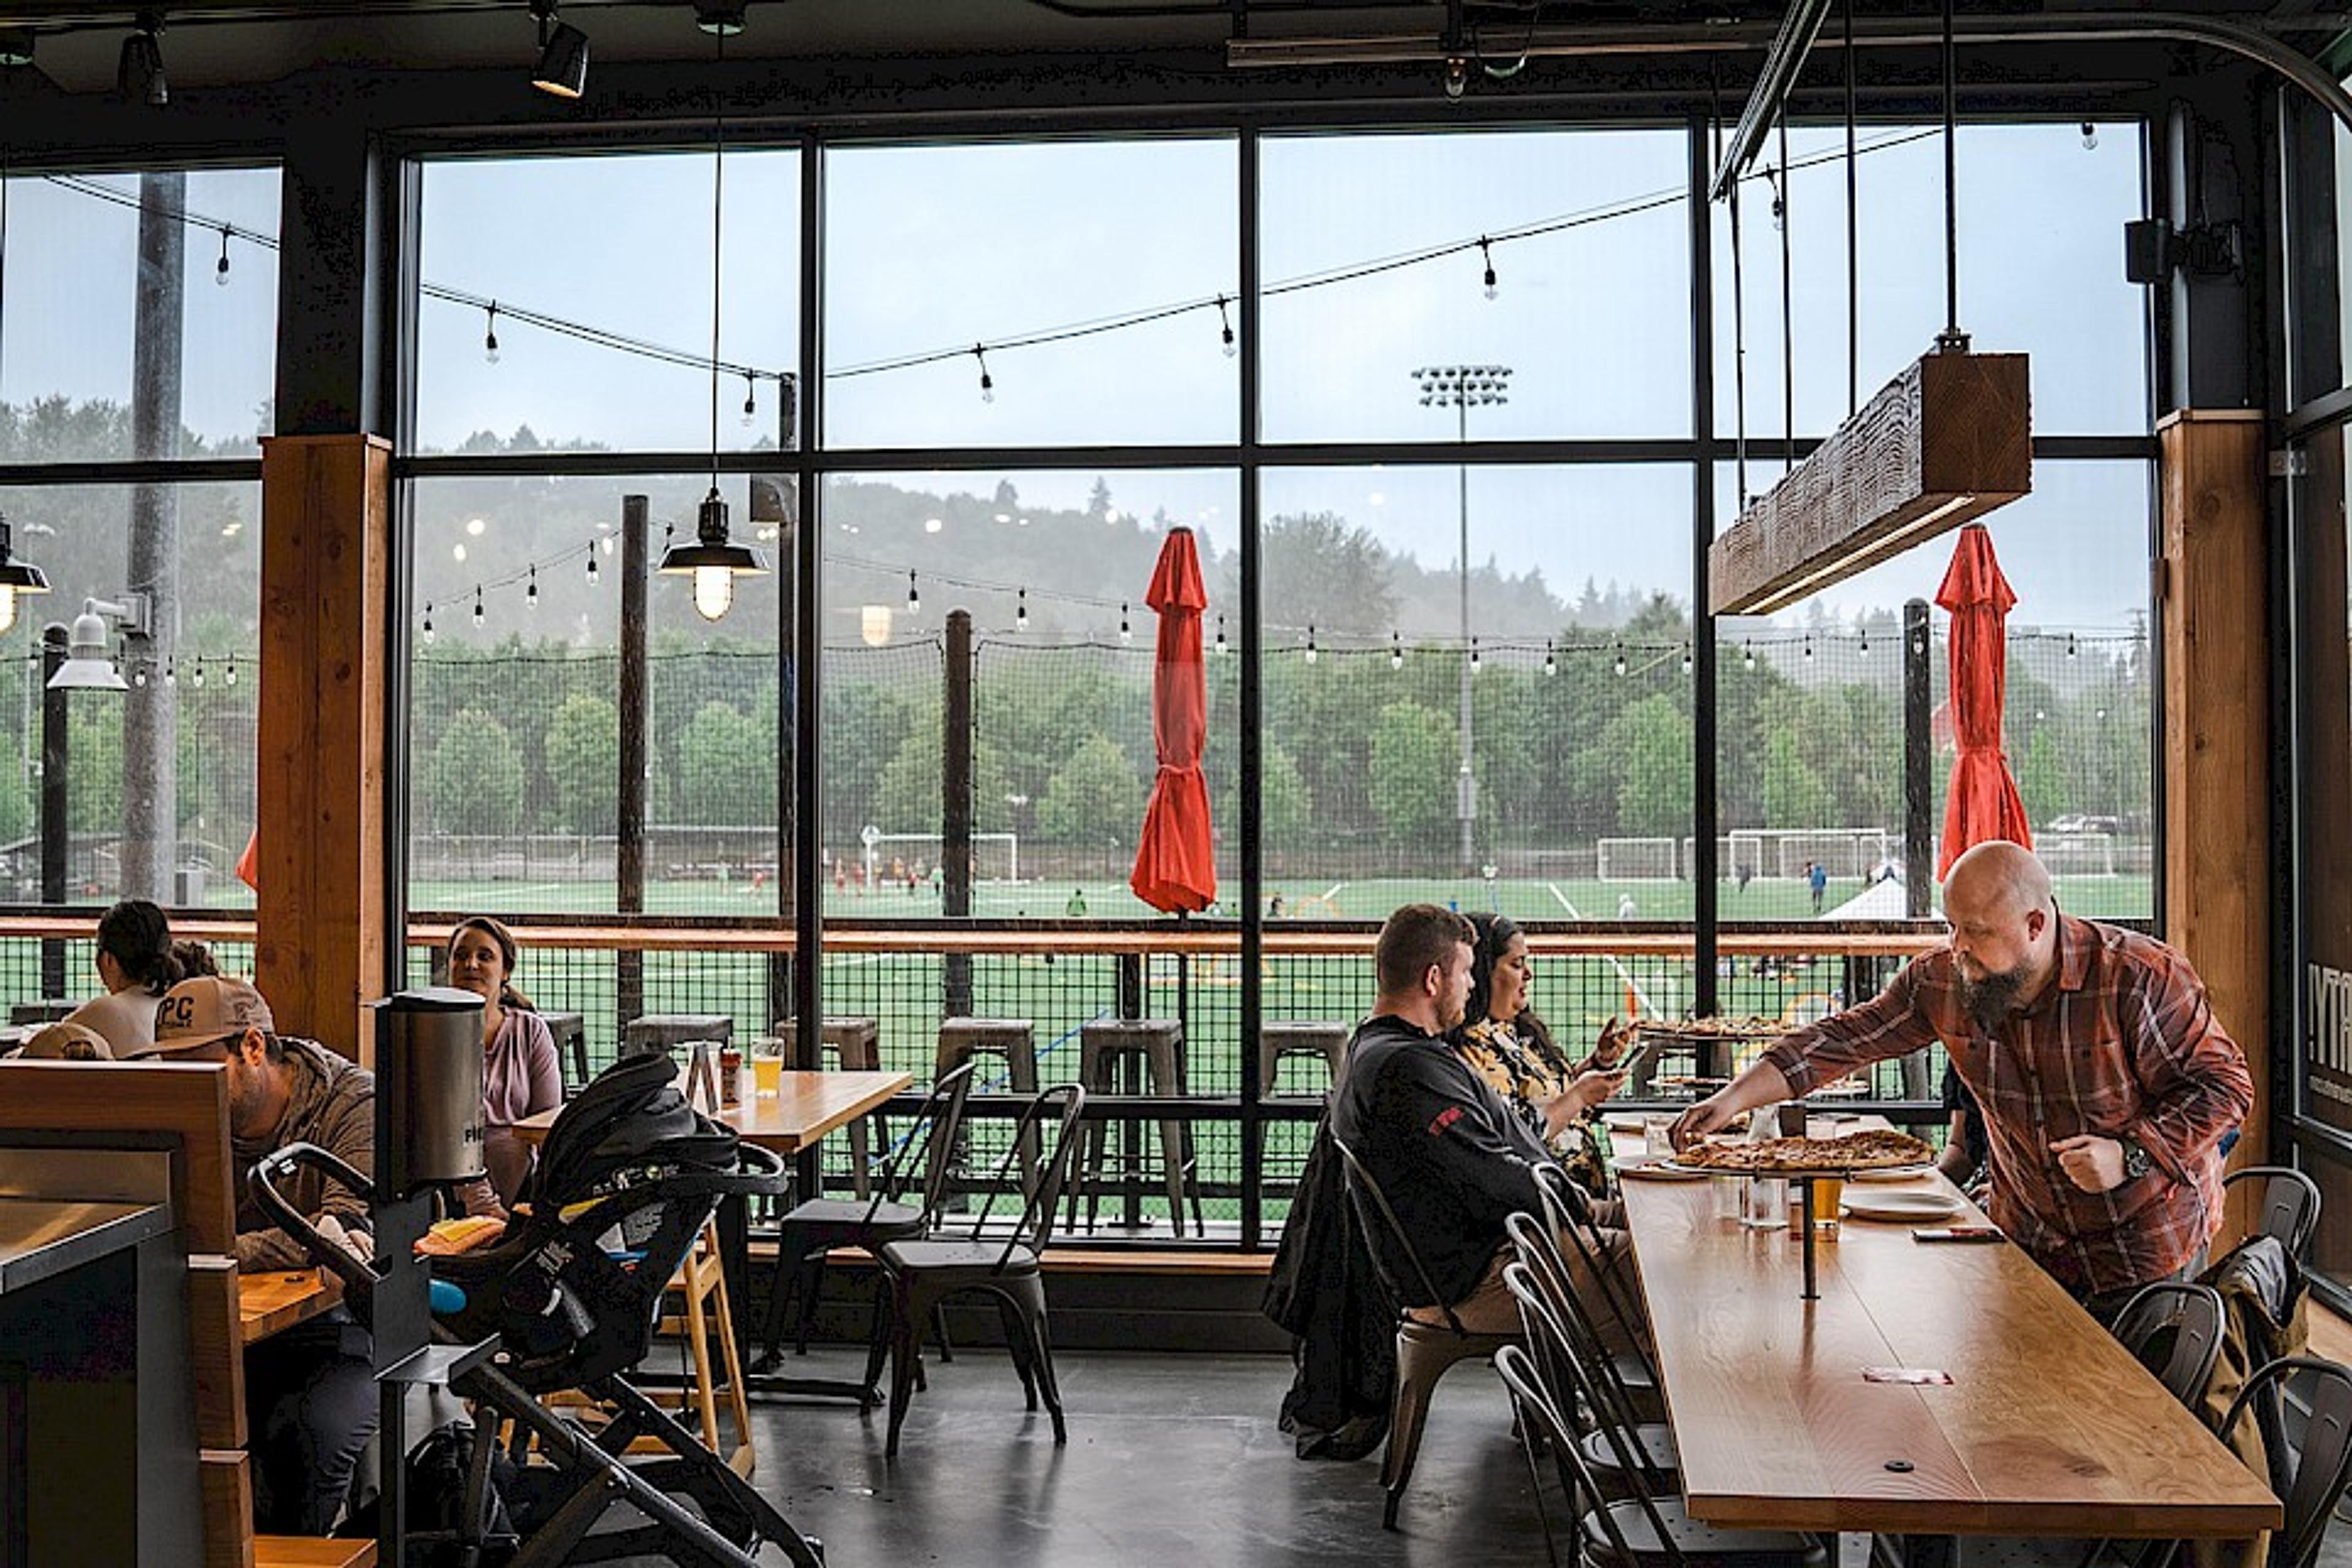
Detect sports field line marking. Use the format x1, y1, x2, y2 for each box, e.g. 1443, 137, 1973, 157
1322, 882, 1346, 903
1550, 882, 1659, 1018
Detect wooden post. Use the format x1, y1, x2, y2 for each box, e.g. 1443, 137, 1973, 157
255, 434, 391, 1063
2157, 409, 2269, 1234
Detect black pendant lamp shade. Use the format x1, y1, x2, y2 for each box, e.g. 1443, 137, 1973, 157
659, 488, 769, 621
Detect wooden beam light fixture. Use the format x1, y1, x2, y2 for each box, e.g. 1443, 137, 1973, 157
1709, 347, 2030, 616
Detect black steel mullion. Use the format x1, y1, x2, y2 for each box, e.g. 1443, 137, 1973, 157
382, 153, 424, 1000
792, 132, 826, 1107
1689, 114, 1721, 1016
0, 459, 262, 487
1238, 124, 1267, 1254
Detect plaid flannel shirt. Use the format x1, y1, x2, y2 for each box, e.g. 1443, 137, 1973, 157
1762, 914, 2252, 1296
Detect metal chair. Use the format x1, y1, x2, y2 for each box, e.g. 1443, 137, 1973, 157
2224, 1166, 2324, 1261
1533, 1162, 1664, 1403
752, 1059, 976, 1378
1493, 1325, 1828, 1568
870, 1081, 1088, 1458
1504, 1213, 1678, 1491
2113, 1281, 2228, 1408
1329, 1133, 1518, 1530
2222, 1356, 2352, 1568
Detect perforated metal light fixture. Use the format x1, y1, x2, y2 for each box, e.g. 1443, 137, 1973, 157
658, 488, 769, 622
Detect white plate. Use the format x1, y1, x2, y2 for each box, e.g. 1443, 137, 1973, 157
1841, 1190, 1964, 1222
1617, 1160, 1708, 1182
1850, 1166, 1934, 1183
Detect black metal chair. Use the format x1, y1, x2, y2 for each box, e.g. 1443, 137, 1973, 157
1494, 1324, 1828, 1568
1532, 1161, 1662, 1404
1329, 1133, 1518, 1530
1504, 1212, 1678, 1492
2223, 1356, 2352, 1568
753, 1059, 977, 1379
2223, 1167, 2324, 1262
870, 1081, 1088, 1458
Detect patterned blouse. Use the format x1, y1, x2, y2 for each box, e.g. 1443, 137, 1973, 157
1455, 1015, 1613, 1199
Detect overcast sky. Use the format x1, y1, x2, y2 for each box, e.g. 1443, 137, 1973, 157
0, 120, 2150, 631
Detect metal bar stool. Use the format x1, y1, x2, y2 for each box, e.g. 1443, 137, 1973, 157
623, 1012, 732, 1060
932, 1017, 1039, 1197
1071, 1018, 1203, 1237
777, 1015, 883, 1197
541, 1010, 589, 1094
1257, 1020, 1350, 1195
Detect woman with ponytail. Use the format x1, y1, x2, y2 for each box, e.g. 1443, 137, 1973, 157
64, 899, 184, 1057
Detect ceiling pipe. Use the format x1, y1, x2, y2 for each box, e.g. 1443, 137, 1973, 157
1229, 11, 2352, 135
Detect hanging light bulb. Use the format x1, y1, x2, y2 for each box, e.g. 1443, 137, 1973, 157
2067, 633, 2079, 658
1803, 637, 1815, 661
1391, 630, 1404, 671
974, 344, 994, 404
164, 657, 177, 687
1305, 626, 1318, 666
1544, 639, 1556, 677
1470, 638, 1482, 673
2080, 121, 2099, 151
1215, 295, 1237, 358
215, 224, 232, 286
1479, 236, 1498, 300
907, 570, 920, 616
526, 565, 538, 611
472, 586, 484, 630
586, 549, 599, 586
1215, 614, 1227, 656
190, 658, 205, 690
1766, 167, 1785, 232
133, 664, 148, 688
1016, 588, 1029, 633
1681, 644, 1692, 675
741, 372, 757, 428
1120, 603, 1132, 645
1743, 642, 1757, 673
422, 605, 435, 644
1612, 644, 1627, 677
484, 301, 501, 363
225, 655, 236, 688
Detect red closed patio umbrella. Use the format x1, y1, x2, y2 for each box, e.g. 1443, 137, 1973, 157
1935, 524, 2034, 880
1129, 526, 1217, 913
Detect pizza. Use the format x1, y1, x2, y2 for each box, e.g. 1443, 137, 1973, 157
1632, 1016, 1786, 1039
1676, 1128, 1934, 1173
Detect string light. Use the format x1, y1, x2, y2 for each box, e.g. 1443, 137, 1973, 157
1544, 638, 1556, 677
164, 657, 176, 687
483, 301, 500, 364
1119, 603, 1131, 645
1479, 236, 1498, 300
214, 224, 230, 286
1743, 642, 1756, 672
472, 586, 484, 629
974, 344, 993, 404
133, 665, 148, 688
225, 655, 236, 687
190, 658, 205, 690
2080, 121, 2098, 151
586, 550, 598, 586
907, 570, 920, 615
1015, 589, 1028, 632
1391, 631, 1404, 671
1470, 637, 1482, 673
1680, 644, 1692, 675
421, 605, 435, 644
1305, 626, 1318, 665
741, 372, 757, 428
526, 565, 538, 611
1766, 165, 1785, 232
1215, 615, 1226, 656
1216, 294, 1237, 357
1858, 630, 1869, 658
1612, 644, 1626, 677
2067, 633, 2079, 658
1803, 637, 1814, 660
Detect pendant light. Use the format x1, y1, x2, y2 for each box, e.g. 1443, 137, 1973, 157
658, 26, 768, 620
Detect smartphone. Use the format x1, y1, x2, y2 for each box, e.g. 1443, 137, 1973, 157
1611, 1031, 1664, 1080
1912, 1226, 2004, 1243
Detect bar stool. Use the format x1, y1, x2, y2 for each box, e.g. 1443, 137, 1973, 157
1259, 1020, 1350, 1196
7, 999, 76, 1027
777, 1015, 883, 1197
541, 1010, 589, 1093
1071, 1018, 1202, 1237
623, 1012, 732, 1059
932, 1017, 1038, 1195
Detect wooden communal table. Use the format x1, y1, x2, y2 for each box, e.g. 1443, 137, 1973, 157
239, 1268, 343, 1344
1617, 1165, 2280, 1554
514, 1068, 911, 1403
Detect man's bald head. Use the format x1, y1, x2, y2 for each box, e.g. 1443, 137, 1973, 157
1943, 840, 2054, 925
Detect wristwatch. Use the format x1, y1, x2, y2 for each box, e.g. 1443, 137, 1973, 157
2118, 1136, 2156, 1182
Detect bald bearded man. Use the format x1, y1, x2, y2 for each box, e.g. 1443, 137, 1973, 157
1672, 840, 2252, 1319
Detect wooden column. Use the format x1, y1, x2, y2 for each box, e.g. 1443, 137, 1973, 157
256, 434, 392, 1063
2157, 409, 2269, 1229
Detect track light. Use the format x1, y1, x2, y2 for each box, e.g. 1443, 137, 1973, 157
118, 13, 167, 108
0, 28, 34, 68
530, 2, 589, 99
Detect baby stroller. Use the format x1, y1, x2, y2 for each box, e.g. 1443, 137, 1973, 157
251, 1052, 822, 1567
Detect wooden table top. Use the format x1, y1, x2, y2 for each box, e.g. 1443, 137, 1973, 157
238, 1268, 342, 1345
511, 1069, 911, 1154
1618, 1164, 2282, 1538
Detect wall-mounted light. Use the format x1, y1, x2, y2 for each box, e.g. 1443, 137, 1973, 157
47, 595, 151, 692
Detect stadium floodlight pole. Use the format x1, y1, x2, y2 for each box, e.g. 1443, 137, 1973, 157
1411, 363, 1512, 874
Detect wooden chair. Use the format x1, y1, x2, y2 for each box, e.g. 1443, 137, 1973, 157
1329, 1133, 1518, 1530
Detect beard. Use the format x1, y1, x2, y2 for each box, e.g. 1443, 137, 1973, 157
1958, 965, 2026, 1032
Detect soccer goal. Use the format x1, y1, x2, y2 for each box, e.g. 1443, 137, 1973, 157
860, 830, 1022, 884
2034, 832, 2119, 876
1725, 827, 1894, 881
1596, 836, 1683, 882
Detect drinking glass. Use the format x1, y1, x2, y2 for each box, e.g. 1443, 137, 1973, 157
1644, 1112, 1678, 1159
1810, 1175, 1846, 1238
1710, 1174, 1746, 1223
752, 1050, 784, 1096
1742, 1175, 1788, 1229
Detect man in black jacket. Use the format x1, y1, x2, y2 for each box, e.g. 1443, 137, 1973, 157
1331, 904, 1640, 1347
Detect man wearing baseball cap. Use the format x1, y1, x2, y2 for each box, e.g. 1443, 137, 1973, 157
134, 974, 380, 1536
